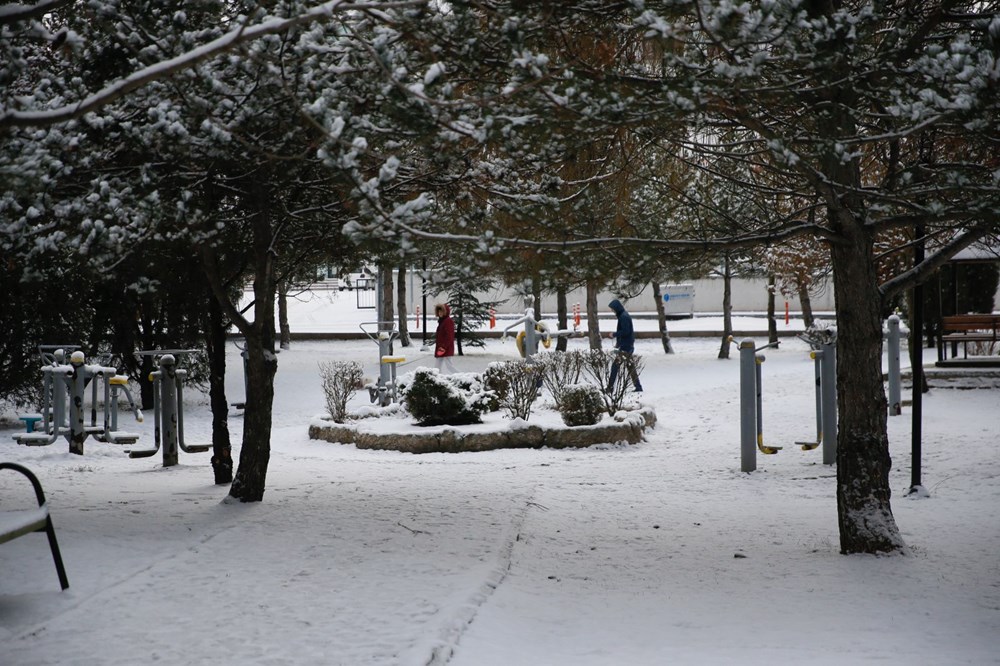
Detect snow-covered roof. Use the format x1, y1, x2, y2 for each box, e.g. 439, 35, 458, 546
950, 243, 1000, 263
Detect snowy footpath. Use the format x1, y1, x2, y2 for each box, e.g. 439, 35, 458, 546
1, 329, 998, 665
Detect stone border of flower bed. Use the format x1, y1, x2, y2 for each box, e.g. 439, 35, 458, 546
308, 408, 657, 454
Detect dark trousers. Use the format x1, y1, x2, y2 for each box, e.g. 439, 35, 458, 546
608, 351, 642, 392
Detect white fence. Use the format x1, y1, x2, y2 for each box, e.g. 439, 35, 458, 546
448, 277, 837, 316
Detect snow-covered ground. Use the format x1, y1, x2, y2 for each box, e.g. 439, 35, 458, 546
1, 302, 998, 665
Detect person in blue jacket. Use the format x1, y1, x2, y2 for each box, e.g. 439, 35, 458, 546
608, 299, 643, 392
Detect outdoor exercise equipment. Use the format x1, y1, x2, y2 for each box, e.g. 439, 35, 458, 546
791, 350, 825, 452
231, 339, 249, 412
886, 315, 902, 416
13, 347, 143, 454
502, 301, 547, 361
126, 351, 210, 466
736, 337, 836, 473
501, 297, 579, 361
360, 321, 403, 407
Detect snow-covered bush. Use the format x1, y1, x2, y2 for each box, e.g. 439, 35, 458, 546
403, 368, 490, 426
536, 350, 585, 409
483, 361, 540, 421
558, 383, 604, 427
319, 360, 364, 423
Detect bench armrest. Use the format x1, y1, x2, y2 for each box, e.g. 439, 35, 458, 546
0, 462, 47, 507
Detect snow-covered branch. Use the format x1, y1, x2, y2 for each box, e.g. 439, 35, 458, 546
385, 217, 829, 255
0, 0, 427, 130
0, 0, 73, 24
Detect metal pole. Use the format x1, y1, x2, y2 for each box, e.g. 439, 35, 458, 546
160, 355, 179, 467
51, 370, 66, 439
151, 369, 162, 454
69, 352, 86, 455
909, 223, 927, 496
376, 266, 386, 333
103, 370, 113, 435
739, 339, 757, 473
755, 353, 765, 452
523, 296, 537, 362
812, 351, 823, 445
421, 259, 428, 347
887, 315, 901, 416
175, 368, 188, 451
378, 333, 392, 406
820, 341, 837, 465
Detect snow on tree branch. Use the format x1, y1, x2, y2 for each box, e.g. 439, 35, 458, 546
0, 0, 72, 25
0, 0, 427, 130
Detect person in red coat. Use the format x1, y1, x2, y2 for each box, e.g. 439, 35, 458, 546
434, 303, 458, 373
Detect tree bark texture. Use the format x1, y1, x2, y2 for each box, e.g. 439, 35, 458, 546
798, 282, 815, 328
531, 277, 542, 319
718, 255, 733, 360
205, 294, 233, 485
652, 282, 673, 354
397, 263, 411, 347
556, 287, 568, 352
229, 334, 276, 502
767, 274, 778, 345
228, 190, 278, 503
277, 280, 291, 350
830, 213, 904, 554
379, 261, 394, 329
586, 280, 602, 350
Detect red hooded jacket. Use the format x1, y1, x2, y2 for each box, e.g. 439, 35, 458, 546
434, 304, 455, 358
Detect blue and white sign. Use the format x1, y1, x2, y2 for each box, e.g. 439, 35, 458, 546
660, 284, 695, 316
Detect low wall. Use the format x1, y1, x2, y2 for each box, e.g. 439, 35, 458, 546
309, 408, 657, 454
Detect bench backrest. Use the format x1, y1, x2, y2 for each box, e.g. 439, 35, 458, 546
941, 315, 1000, 332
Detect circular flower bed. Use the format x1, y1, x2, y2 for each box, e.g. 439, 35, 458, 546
308, 407, 657, 454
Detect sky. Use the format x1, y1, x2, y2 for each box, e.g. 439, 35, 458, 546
1, 299, 998, 665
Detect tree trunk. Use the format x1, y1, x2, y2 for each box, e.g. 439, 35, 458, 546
227, 192, 279, 503
556, 287, 568, 352
277, 279, 291, 350
798, 281, 815, 328
229, 329, 276, 502
456, 292, 464, 356
718, 254, 733, 359
138, 313, 156, 410
379, 261, 394, 328
652, 282, 674, 354
767, 274, 778, 345
397, 263, 411, 347
586, 280, 602, 350
205, 294, 233, 485
830, 212, 904, 554
532, 277, 542, 319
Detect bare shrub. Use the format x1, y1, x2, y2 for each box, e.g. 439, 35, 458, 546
483, 361, 541, 421
582, 350, 644, 415
537, 350, 586, 409
319, 360, 364, 423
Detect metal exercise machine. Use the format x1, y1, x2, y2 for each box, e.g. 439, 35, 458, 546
736, 338, 836, 473
13, 347, 143, 454
501, 296, 580, 361
126, 351, 211, 466
360, 322, 404, 407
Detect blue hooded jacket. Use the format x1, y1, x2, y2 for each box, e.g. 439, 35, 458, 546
609, 299, 635, 353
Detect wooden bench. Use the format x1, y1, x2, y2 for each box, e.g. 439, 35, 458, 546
0, 462, 69, 590
937, 314, 1000, 362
